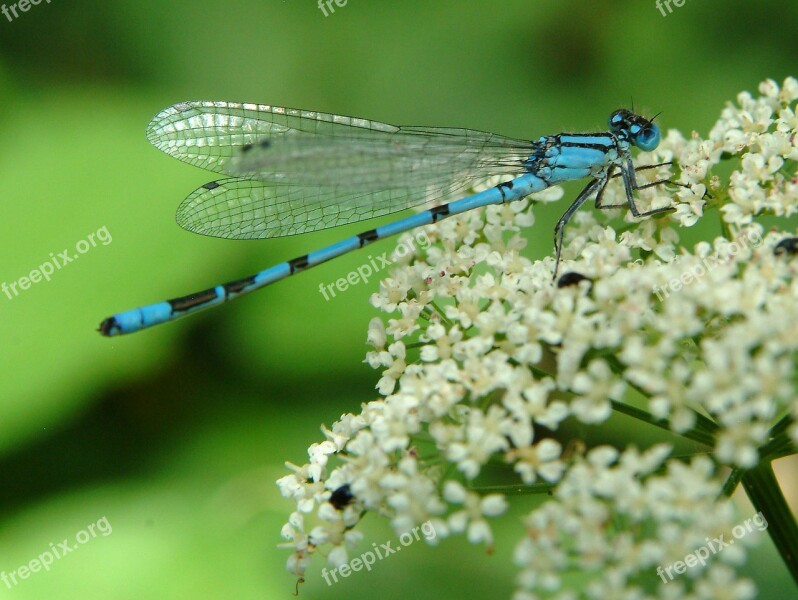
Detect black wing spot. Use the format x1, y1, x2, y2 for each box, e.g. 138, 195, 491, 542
202, 181, 221, 190
240, 143, 253, 153
259, 139, 272, 149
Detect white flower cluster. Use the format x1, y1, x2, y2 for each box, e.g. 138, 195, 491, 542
277, 77, 798, 598
514, 446, 754, 600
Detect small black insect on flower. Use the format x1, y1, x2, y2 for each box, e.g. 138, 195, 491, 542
329, 484, 355, 510
557, 272, 592, 288
774, 237, 798, 256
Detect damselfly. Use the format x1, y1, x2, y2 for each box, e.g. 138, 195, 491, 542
99, 102, 676, 336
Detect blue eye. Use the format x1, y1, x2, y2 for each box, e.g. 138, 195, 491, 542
635, 124, 661, 152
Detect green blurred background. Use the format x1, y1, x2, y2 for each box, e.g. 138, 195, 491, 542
0, 1, 796, 598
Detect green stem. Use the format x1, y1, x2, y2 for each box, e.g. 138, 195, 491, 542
770, 414, 794, 438
529, 365, 553, 380
719, 213, 733, 240
428, 300, 452, 326
760, 433, 798, 462
603, 355, 719, 441
720, 467, 745, 497
531, 360, 716, 447
741, 463, 798, 587
468, 482, 555, 496
609, 400, 715, 447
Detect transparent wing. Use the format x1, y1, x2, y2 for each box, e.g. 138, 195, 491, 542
147, 101, 532, 190
177, 177, 476, 239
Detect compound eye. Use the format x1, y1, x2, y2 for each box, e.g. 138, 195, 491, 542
635, 124, 661, 152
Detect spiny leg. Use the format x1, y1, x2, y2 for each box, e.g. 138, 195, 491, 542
619, 157, 679, 218
553, 176, 606, 280
629, 160, 711, 198
554, 163, 677, 281
597, 161, 688, 211
595, 165, 621, 209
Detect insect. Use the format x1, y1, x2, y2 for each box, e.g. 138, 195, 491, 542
99, 102, 676, 336
328, 484, 355, 510
774, 237, 798, 256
